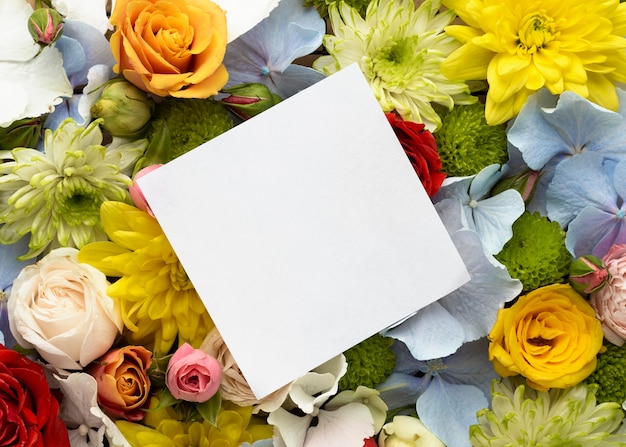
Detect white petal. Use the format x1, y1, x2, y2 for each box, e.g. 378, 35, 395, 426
0, 46, 72, 126
0, 0, 38, 61
304, 403, 374, 447
52, 0, 111, 34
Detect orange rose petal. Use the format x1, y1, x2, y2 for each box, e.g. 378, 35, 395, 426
169, 65, 228, 98
149, 72, 191, 91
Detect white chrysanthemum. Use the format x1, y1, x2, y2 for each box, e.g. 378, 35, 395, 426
0, 118, 146, 259
470, 378, 626, 446
313, 0, 476, 130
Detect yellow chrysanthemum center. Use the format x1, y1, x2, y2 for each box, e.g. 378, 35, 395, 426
369, 36, 423, 89
517, 12, 556, 55
441, 0, 626, 125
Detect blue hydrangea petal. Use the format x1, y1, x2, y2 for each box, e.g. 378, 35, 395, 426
384, 300, 465, 361
546, 153, 618, 226
376, 372, 431, 410
439, 338, 498, 400
507, 89, 568, 170
0, 238, 34, 290
566, 207, 626, 258
416, 376, 488, 447
56, 20, 115, 88
468, 164, 505, 200
435, 198, 468, 234
469, 189, 525, 255
267, 64, 326, 98
390, 339, 428, 375
432, 177, 471, 203
614, 160, 626, 199
439, 230, 522, 342
540, 91, 626, 155
223, 0, 325, 95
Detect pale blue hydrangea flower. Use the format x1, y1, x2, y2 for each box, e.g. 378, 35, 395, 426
222, 0, 326, 98
547, 152, 626, 258
433, 164, 525, 256
507, 88, 626, 213
377, 338, 497, 447
383, 199, 522, 360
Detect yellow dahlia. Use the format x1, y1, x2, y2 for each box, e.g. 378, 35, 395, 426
441, 0, 626, 125
78, 201, 213, 355
313, 0, 476, 131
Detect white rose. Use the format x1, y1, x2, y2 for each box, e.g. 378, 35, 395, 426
8, 247, 123, 370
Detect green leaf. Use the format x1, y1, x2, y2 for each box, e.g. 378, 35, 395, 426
195, 391, 221, 427
144, 389, 180, 412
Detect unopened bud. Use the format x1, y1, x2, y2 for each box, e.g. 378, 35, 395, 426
91, 80, 155, 137
491, 168, 541, 203
569, 254, 610, 294
28, 8, 64, 46
221, 83, 281, 120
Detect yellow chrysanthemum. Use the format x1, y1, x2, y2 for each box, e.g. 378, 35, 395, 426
313, 0, 476, 131
78, 201, 213, 355
441, 0, 626, 125
116, 398, 273, 447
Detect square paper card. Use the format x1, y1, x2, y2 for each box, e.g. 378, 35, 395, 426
138, 64, 470, 399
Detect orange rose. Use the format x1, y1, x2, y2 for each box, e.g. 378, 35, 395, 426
488, 284, 603, 391
88, 346, 153, 421
109, 0, 228, 98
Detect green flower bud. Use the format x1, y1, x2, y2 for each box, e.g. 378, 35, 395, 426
221, 83, 281, 120
91, 80, 155, 138
28, 8, 64, 46
491, 168, 541, 203
0, 116, 45, 150
569, 254, 610, 294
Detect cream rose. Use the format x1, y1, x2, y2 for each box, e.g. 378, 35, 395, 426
201, 327, 289, 412
8, 247, 123, 370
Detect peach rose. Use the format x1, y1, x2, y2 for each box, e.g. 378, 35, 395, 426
488, 284, 603, 391
88, 346, 152, 421
590, 244, 626, 346
109, 0, 228, 98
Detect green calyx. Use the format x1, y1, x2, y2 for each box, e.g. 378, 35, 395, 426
584, 342, 626, 405
495, 211, 572, 292
339, 334, 396, 392
145, 98, 233, 164
434, 102, 508, 177
304, 0, 370, 18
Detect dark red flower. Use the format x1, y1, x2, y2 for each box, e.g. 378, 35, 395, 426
363, 436, 378, 447
386, 113, 446, 197
0, 344, 70, 447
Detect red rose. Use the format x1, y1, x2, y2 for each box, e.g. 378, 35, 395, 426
0, 344, 70, 447
386, 113, 446, 197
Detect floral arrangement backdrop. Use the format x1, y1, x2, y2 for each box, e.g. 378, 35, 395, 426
2, 0, 626, 446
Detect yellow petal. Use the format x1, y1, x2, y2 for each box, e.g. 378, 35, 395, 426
440, 42, 493, 80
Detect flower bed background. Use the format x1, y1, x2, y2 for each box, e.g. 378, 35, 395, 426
2, 0, 626, 446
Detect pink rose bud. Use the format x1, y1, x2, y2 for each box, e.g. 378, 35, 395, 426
166, 343, 222, 403
569, 254, 610, 294
491, 169, 541, 203
129, 164, 163, 216
28, 8, 64, 46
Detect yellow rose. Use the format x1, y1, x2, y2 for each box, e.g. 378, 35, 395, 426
488, 284, 603, 391
109, 0, 228, 98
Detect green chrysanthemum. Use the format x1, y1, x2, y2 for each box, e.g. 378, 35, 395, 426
303, 0, 370, 18
434, 102, 508, 177
147, 98, 233, 163
339, 334, 396, 391
585, 343, 626, 405
0, 118, 146, 259
495, 212, 572, 292
313, 0, 476, 131
471, 378, 626, 447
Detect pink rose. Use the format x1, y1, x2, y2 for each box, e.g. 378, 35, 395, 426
590, 244, 626, 345
166, 342, 222, 403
